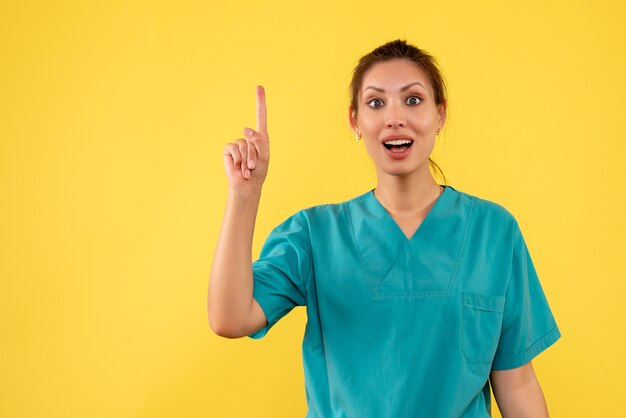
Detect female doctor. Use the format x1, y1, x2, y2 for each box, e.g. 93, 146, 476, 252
209, 40, 561, 417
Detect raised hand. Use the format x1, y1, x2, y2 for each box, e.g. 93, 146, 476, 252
223, 86, 270, 190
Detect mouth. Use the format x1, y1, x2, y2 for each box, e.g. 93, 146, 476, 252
382, 138, 414, 153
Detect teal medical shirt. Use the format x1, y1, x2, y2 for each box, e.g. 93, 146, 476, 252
248, 185, 561, 418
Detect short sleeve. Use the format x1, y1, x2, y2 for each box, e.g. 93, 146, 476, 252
247, 211, 313, 339
491, 222, 561, 370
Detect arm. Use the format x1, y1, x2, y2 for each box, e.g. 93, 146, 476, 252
208, 86, 270, 339
208, 187, 268, 338
490, 361, 550, 418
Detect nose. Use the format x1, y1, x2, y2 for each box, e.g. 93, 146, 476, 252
384, 101, 407, 128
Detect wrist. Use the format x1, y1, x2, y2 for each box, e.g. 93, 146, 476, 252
228, 184, 263, 200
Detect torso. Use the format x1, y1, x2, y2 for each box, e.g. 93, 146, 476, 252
251, 185, 546, 417
297, 185, 511, 417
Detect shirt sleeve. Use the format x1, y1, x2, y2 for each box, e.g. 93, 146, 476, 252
247, 211, 313, 339
491, 221, 561, 370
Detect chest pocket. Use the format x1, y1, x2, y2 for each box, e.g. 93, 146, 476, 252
461, 292, 505, 364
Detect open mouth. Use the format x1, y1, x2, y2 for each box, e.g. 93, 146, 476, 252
383, 140, 413, 152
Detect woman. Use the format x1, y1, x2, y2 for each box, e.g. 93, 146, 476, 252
209, 39, 561, 417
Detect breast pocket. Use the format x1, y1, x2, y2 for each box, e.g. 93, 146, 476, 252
461, 292, 505, 364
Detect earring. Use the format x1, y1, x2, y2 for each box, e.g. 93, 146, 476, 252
435, 129, 441, 136
355, 132, 362, 142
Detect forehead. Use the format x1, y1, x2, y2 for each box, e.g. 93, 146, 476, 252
361, 59, 432, 94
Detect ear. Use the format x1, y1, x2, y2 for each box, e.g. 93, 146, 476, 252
437, 101, 447, 130
348, 106, 358, 133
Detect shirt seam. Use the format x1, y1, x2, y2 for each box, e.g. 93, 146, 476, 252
292, 212, 314, 301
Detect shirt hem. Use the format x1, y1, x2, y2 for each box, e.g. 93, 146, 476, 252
491, 324, 561, 370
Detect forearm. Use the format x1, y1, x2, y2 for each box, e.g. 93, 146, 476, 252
208, 186, 262, 336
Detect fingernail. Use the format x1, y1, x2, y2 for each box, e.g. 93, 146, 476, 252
244, 128, 253, 136
248, 160, 255, 169
245, 169, 251, 178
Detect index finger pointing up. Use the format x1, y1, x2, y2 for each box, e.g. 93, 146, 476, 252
256, 85, 267, 134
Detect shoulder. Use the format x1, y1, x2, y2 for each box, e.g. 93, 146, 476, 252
289, 190, 370, 225
451, 186, 521, 232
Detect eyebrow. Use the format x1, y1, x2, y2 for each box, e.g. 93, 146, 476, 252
363, 82, 426, 93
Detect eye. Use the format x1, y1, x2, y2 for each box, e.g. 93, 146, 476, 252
366, 98, 384, 109
406, 96, 422, 105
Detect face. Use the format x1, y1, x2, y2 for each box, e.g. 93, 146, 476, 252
350, 58, 446, 178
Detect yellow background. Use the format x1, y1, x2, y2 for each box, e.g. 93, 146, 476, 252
1, 0, 625, 417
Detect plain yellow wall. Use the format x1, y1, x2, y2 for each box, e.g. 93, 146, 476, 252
1, 0, 625, 417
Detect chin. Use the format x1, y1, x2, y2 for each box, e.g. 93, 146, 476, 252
378, 161, 429, 178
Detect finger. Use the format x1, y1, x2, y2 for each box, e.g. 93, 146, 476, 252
237, 140, 249, 179
224, 143, 243, 171
256, 85, 267, 135
244, 127, 268, 161
246, 137, 257, 170
243, 127, 260, 162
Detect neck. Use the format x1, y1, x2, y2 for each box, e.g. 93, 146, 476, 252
373, 167, 442, 214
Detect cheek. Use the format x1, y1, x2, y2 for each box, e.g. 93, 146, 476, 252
362, 139, 380, 156
410, 113, 438, 131
359, 115, 380, 134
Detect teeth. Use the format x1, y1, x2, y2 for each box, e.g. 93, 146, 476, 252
384, 139, 412, 145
